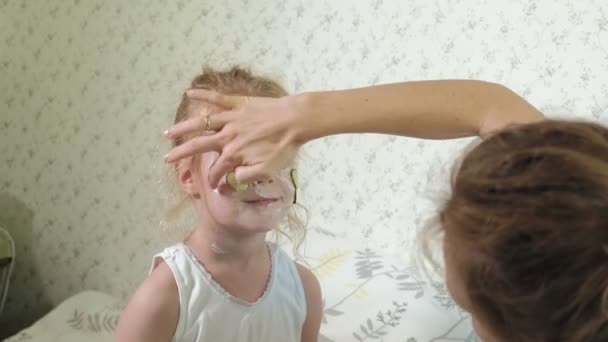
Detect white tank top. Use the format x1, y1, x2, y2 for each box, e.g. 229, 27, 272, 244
150, 243, 307, 342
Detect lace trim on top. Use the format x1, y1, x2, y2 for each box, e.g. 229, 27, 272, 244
179, 242, 276, 308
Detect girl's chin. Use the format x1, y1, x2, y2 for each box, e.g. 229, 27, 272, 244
219, 220, 277, 235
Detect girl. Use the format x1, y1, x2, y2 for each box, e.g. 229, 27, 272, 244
165, 81, 608, 340
115, 67, 322, 342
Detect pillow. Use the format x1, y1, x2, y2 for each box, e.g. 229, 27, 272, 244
299, 230, 477, 342
4, 290, 120, 342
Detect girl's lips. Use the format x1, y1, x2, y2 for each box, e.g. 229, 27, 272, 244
242, 198, 279, 206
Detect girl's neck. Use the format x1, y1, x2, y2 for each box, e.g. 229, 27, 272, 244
186, 221, 268, 271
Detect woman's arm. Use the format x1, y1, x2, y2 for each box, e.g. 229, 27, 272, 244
292, 80, 543, 141
165, 80, 543, 186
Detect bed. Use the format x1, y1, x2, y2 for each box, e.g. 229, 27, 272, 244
5, 233, 477, 342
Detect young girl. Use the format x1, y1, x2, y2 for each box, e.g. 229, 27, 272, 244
115, 67, 322, 342
165, 81, 608, 340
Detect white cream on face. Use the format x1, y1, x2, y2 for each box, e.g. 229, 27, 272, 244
198, 153, 295, 254
224, 169, 294, 225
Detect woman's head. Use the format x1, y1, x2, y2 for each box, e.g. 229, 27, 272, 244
441, 120, 608, 341
172, 66, 303, 241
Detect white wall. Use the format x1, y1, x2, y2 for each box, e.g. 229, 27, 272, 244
1, 0, 606, 333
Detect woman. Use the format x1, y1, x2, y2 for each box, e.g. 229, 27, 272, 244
164, 79, 608, 341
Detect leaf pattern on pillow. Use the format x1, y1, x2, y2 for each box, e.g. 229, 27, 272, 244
355, 248, 384, 279
345, 282, 369, 299
314, 247, 477, 341
353, 301, 408, 341
311, 248, 352, 280
65, 309, 120, 334
429, 315, 481, 342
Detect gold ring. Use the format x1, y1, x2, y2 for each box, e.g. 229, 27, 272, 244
203, 114, 212, 131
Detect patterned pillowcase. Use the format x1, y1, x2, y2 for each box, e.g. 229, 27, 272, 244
4, 291, 120, 342
299, 230, 477, 342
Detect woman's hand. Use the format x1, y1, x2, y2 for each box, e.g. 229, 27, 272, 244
164, 89, 305, 188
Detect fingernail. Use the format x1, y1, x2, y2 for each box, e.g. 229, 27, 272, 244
163, 154, 170, 162
186, 89, 193, 96
163, 129, 170, 137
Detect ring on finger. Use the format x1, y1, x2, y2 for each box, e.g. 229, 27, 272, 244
203, 114, 213, 131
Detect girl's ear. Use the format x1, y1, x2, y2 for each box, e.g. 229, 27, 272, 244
175, 159, 199, 196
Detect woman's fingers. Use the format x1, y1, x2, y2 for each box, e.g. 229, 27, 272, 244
165, 110, 232, 139
186, 89, 245, 109
235, 164, 270, 184
164, 134, 224, 163
208, 151, 242, 188
164, 116, 203, 138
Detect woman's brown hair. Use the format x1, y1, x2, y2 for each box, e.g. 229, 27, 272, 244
441, 120, 608, 341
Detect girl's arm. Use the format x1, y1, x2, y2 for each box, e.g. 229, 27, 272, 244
296, 264, 323, 342
114, 262, 179, 342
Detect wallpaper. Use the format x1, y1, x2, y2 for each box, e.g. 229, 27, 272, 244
1, 0, 607, 335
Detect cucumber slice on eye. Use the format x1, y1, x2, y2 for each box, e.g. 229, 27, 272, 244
226, 171, 250, 191
290, 169, 298, 204
290, 169, 298, 189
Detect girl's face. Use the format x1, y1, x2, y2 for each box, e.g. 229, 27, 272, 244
188, 151, 295, 234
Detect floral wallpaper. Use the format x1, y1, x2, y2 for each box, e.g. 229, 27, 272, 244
1, 0, 607, 337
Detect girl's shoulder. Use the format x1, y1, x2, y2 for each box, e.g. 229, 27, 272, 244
115, 260, 179, 342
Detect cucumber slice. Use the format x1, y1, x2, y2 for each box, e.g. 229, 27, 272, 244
290, 169, 298, 189
290, 169, 298, 204
226, 171, 250, 191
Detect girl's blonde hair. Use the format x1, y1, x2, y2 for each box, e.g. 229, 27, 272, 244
163, 66, 308, 258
